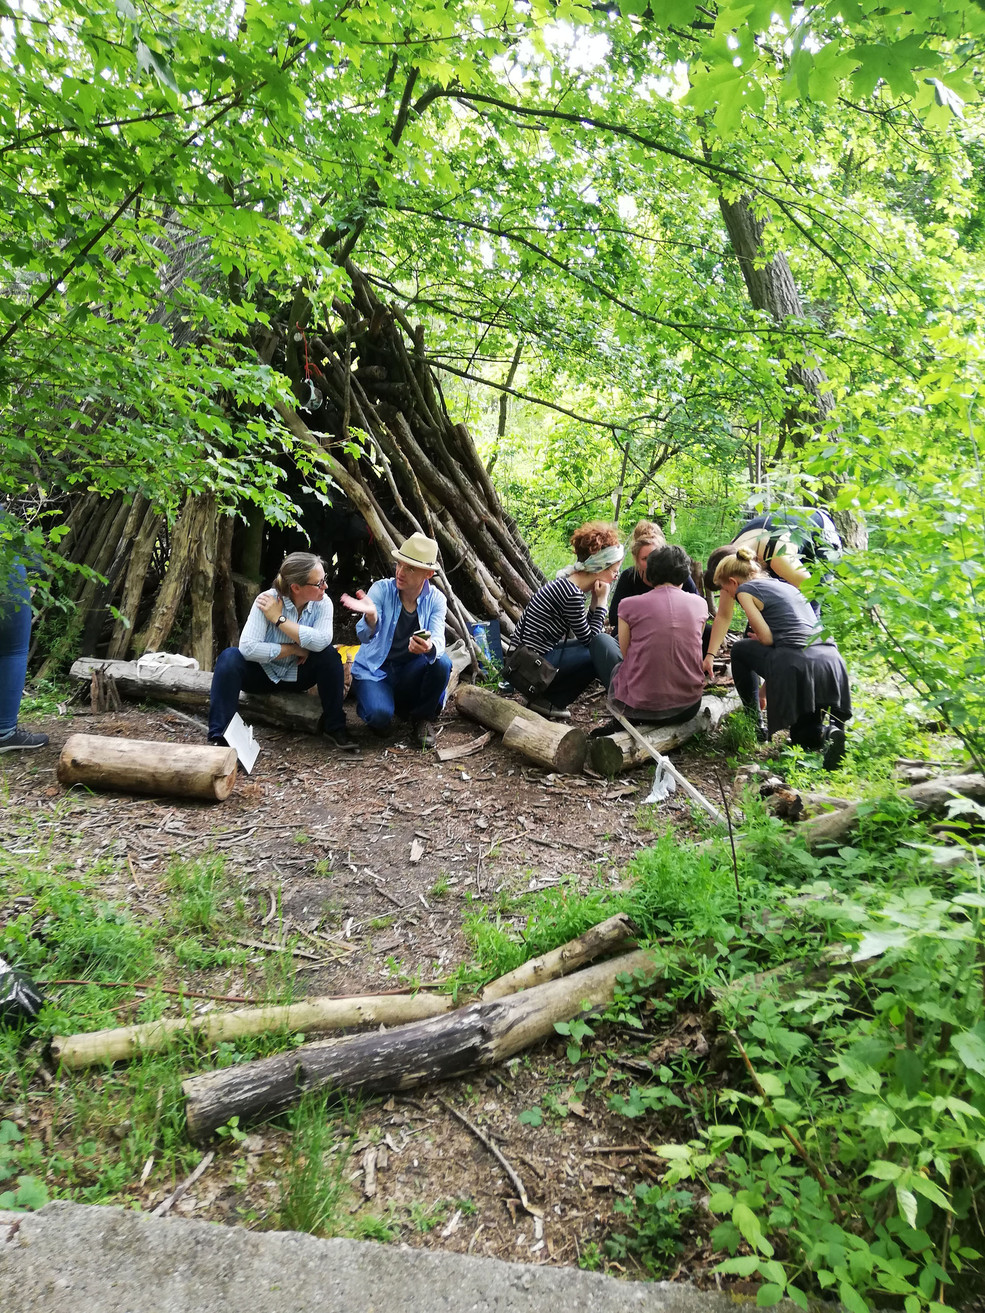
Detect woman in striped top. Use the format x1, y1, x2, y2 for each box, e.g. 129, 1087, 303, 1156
512, 521, 624, 718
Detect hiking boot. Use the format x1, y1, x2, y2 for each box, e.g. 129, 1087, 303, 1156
413, 719, 439, 749
0, 729, 48, 752
324, 725, 358, 752
822, 727, 847, 771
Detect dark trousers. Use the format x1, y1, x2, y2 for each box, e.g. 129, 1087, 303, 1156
208, 646, 345, 740
542, 632, 622, 710
0, 566, 31, 736
352, 652, 453, 731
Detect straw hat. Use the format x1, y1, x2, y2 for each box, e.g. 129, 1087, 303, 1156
391, 532, 439, 570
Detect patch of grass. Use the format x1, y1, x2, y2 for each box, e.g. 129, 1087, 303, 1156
275, 1093, 358, 1236
164, 851, 238, 934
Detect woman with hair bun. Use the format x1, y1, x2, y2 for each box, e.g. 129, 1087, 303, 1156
208, 551, 354, 751
608, 520, 698, 628
704, 547, 850, 768
511, 520, 624, 719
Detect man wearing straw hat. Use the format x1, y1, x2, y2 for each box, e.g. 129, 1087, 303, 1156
341, 532, 452, 749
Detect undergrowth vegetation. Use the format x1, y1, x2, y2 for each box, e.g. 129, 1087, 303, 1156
0, 810, 359, 1233
458, 701, 984, 1309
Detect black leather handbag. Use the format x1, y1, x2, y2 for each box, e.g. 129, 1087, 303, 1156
503, 644, 558, 698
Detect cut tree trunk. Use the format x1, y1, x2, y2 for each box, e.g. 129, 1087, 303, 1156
70, 658, 323, 733
480, 913, 639, 1001
52, 992, 453, 1070
502, 714, 587, 774
57, 733, 238, 802
182, 947, 664, 1141
587, 693, 740, 775
454, 684, 587, 773
797, 773, 985, 851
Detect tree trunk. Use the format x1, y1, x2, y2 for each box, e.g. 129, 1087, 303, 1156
57, 733, 238, 801
52, 992, 453, 1070
182, 948, 664, 1141
587, 693, 740, 775
797, 773, 985, 851
70, 657, 324, 733
480, 914, 639, 1001
502, 714, 587, 774
718, 192, 867, 551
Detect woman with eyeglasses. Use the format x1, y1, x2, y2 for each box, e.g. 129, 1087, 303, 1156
207, 551, 355, 751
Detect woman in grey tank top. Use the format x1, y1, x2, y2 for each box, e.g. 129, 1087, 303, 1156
704, 548, 851, 769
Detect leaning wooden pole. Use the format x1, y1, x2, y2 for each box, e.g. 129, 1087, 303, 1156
182, 948, 663, 1142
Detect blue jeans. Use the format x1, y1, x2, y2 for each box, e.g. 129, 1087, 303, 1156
543, 632, 622, 710
352, 653, 452, 731
208, 646, 345, 740
0, 565, 32, 737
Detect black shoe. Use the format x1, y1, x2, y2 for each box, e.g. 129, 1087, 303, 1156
324, 725, 358, 752
0, 729, 48, 752
207, 736, 227, 748
823, 727, 847, 770
413, 719, 438, 749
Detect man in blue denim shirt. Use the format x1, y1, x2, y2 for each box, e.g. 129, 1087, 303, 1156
342, 533, 452, 749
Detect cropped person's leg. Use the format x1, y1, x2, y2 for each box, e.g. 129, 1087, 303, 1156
589, 632, 623, 690
789, 709, 825, 751
208, 649, 275, 741
729, 639, 769, 740
0, 573, 33, 739
296, 646, 347, 734
353, 675, 396, 734
542, 644, 596, 709
391, 653, 452, 722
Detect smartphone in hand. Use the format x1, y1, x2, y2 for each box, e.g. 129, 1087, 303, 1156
413, 629, 431, 641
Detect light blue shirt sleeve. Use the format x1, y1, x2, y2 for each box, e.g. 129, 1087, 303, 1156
238, 600, 283, 664
355, 581, 390, 644
297, 596, 333, 651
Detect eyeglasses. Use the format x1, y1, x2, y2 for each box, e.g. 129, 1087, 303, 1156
307, 577, 327, 591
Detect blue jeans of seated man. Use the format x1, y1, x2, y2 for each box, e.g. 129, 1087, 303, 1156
543, 632, 622, 710
0, 565, 32, 737
208, 645, 345, 740
352, 652, 453, 731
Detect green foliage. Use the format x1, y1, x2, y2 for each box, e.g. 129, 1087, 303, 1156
276, 1095, 357, 1237
0, 1121, 49, 1212
607, 825, 985, 1307
606, 1184, 697, 1276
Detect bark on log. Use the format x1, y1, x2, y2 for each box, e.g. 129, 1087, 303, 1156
502, 714, 587, 775
182, 947, 664, 1141
797, 773, 985, 851
480, 914, 639, 1002
587, 693, 741, 775
70, 658, 324, 733
52, 992, 453, 1070
454, 684, 547, 735
454, 684, 588, 773
57, 733, 238, 802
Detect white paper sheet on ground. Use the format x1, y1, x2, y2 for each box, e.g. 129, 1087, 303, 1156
222, 713, 259, 773
643, 760, 677, 805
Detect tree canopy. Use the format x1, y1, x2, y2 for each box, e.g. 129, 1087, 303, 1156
2, 0, 985, 747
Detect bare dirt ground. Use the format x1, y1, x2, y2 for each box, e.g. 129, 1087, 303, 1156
1, 686, 735, 1282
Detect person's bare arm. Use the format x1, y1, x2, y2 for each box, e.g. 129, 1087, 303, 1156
702, 593, 734, 677
618, 617, 631, 658
737, 592, 773, 645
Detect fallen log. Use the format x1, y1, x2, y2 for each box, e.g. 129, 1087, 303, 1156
454, 684, 587, 774
182, 947, 663, 1142
587, 692, 741, 775
502, 713, 586, 774
70, 657, 322, 733
797, 773, 985, 851
51, 992, 453, 1070
480, 912, 638, 1001
57, 734, 238, 802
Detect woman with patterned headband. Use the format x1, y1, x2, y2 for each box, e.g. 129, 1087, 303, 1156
509, 521, 624, 720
